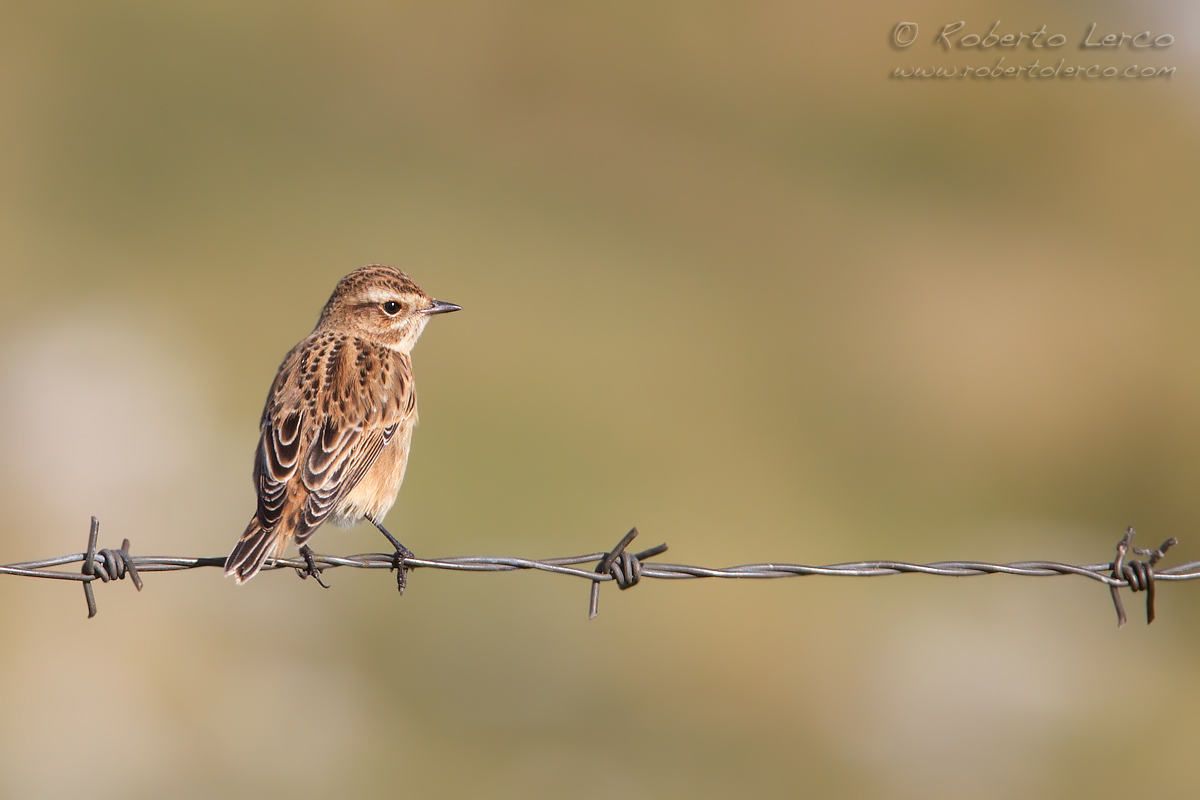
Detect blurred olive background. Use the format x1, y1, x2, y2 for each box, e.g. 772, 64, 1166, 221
1, 0, 1198, 797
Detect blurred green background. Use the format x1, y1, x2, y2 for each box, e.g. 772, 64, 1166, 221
0, 1, 1197, 797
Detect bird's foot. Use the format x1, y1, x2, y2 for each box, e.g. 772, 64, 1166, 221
369, 517, 413, 595
296, 545, 330, 589
390, 545, 414, 594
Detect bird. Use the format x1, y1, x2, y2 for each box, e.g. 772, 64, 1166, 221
224, 264, 460, 587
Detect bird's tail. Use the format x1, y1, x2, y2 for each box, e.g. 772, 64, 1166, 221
225, 517, 288, 584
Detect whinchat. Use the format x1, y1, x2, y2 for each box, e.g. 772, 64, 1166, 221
224, 264, 460, 584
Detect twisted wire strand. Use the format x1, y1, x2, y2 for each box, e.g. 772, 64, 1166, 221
3, 519, 1196, 621
11, 552, 1200, 584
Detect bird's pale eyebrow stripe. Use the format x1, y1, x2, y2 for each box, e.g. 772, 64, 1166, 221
362, 288, 399, 304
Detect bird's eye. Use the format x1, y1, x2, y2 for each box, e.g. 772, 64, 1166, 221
382, 301, 403, 316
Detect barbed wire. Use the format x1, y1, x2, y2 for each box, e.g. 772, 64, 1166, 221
4, 518, 1197, 625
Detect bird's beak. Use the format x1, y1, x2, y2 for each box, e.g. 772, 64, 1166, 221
422, 300, 462, 316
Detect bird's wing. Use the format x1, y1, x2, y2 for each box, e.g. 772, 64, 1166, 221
254, 407, 303, 530
253, 338, 414, 545
293, 343, 414, 544
292, 417, 401, 545
252, 341, 308, 531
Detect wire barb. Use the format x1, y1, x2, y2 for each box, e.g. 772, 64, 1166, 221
4, 518, 1196, 621
1110, 529, 1177, 626
588, 527, 670, 619
79, 517, 145, 618
81, 516, 100, 619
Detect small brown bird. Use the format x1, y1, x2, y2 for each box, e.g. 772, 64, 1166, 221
225, 264, 460, 585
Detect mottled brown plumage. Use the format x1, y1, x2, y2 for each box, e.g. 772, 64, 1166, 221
225, 264, 460, 583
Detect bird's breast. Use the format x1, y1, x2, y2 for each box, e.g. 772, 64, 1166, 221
331, 419, 416, 527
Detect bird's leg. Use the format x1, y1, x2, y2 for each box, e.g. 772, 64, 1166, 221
369, 517, 413, 594
297, 545, 330, 589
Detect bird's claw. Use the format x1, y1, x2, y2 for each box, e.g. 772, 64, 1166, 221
296, 545, 330, 588
390, 546, 413, 594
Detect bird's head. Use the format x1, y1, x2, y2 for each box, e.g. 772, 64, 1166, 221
316, 264, 460, 352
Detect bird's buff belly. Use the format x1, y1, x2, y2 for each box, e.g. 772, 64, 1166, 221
330, 428, 412, 527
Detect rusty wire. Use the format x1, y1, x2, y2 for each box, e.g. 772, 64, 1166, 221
2, 518, 1197, 624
